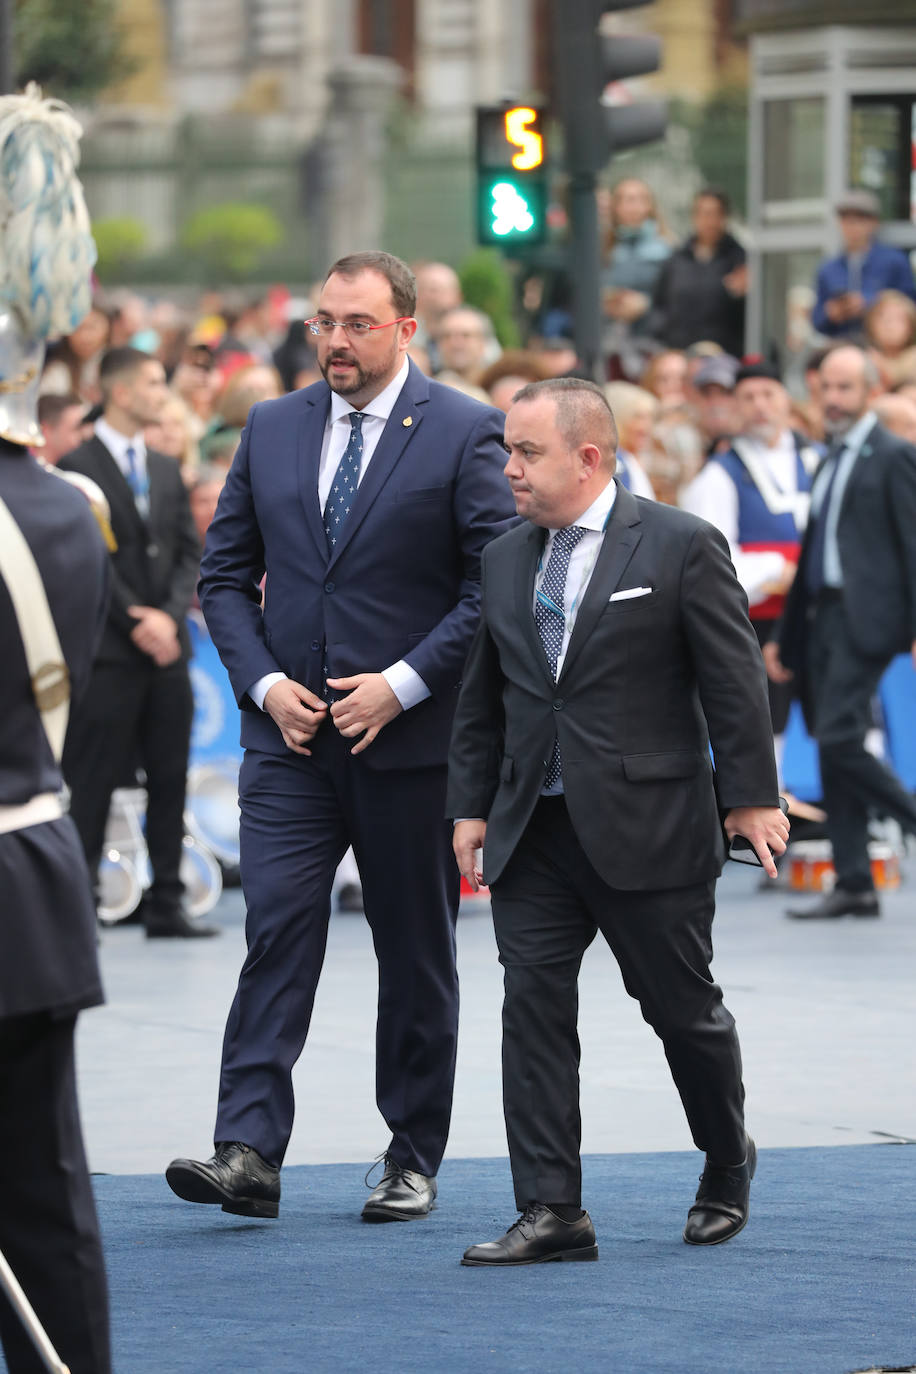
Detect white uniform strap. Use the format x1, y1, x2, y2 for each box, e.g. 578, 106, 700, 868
0, 493, 69, 763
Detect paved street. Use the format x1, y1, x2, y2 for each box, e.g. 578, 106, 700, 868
77, 862, 916, 1177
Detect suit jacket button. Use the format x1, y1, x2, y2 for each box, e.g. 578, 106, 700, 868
553, 699, 564, 711
324, 581, 335, 593
310, 640, 321, 651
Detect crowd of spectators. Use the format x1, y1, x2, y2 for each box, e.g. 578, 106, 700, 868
34, 180, 916, 518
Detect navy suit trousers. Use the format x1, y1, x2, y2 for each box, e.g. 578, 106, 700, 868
215, 726, 460, 1176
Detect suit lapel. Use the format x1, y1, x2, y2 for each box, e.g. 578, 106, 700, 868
90, 436, 147, 541
296, 386, 333, 560
326, 362, 430, 571
514, 522, 553, 686
558, 482, 642, 684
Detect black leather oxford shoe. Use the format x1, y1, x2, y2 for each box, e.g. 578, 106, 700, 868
461, 1204, 598, 1266
786, 888, 880, 920
361, 1154, 436, 1222
145, 906, 220, 938
683, 1137, 756, 1246
165, 1142, 280, 1218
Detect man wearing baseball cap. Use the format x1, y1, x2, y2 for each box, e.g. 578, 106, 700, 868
812, 190, 915, 339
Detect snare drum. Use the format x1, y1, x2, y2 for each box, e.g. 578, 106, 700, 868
788, 840, 901, 892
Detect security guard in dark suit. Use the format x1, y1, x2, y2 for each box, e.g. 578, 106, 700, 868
60, 346, 218, 938
0, 433, 112, 1374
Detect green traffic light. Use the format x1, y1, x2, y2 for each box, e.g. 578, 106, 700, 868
477, 174, 546, 245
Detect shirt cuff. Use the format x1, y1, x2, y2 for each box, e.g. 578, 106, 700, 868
382, 661, 431, 711
249, 671, 287, 711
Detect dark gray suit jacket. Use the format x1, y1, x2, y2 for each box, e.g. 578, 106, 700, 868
779, 420, 916, 687
446, 483, 779, 891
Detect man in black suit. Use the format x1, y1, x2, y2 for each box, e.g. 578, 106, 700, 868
0, 434, 112, 1374
59, 347, 217, 938
448, 378, 788, 1265
766, 345, 916, 919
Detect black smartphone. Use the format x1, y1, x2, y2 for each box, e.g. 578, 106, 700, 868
727, 796, 790, 866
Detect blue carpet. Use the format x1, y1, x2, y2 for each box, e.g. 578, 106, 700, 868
8, 1146, 916, 1374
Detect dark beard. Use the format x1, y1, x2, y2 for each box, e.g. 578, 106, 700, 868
320, 352, 389, 399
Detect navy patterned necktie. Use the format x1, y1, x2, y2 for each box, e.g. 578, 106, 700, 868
536, 525, 586, 789
324, 412, 365, 552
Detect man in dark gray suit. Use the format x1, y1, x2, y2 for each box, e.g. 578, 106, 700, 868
767, 344, 916, 919
448, 378, 788, 1265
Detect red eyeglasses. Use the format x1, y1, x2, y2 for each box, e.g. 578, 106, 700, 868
305, 317, 413, 338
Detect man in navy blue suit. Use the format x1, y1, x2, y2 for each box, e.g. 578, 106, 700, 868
167, 251, 515, 1222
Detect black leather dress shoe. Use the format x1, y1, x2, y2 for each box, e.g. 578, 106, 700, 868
145, 907, 220, 938
683, 1137, 756, 1246
461, 1204, 598, 1266
165, 1142, 280, 1218
786, 889, 880, 920
361, 1154, 436, 1222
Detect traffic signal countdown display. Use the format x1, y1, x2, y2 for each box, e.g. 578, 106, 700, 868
475, 106, 547, 246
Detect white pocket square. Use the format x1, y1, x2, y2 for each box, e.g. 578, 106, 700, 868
609, 586, 653, 602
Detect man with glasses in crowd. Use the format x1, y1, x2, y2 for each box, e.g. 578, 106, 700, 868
167, 251, 514, 1223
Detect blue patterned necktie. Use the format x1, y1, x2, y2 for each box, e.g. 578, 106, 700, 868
124, 444, 149, 517
324, 412, 364, 551
536, 525, 586, 789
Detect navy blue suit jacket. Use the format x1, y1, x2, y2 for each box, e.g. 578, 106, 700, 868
199, 362, 516, 770
0, 441, 109, 1017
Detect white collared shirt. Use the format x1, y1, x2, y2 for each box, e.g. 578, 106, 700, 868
811, 410, 877, 589
534, 478, 617, 679
318, 358, 410, 510
95, 417, 148, 492
249, 358, 430, 712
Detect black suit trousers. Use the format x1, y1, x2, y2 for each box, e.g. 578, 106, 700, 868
807, 597, 916, 891
0, 1014, 110, 1374
490, 796, 746, 1209
63, 657, 194, 910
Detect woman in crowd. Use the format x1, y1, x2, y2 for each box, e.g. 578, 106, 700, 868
605, 381, 658, 500
40, 302, 111, 402
864, 289, 916, 389
145, 393, 201, 482
601, 178, 672, 376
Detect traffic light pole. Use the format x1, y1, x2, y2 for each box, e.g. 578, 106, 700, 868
568, 170, 604, 383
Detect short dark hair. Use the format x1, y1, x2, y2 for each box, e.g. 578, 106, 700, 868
511, 377, 618, 468
694, 186, 731, 216
324, 251, 417, 318
37, 392, 83, 426
98, 346, 158, 403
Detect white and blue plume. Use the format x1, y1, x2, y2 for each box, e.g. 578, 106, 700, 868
0, 82, 97, 342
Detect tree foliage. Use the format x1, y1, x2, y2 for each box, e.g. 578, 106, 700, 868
14, 0, 138, 102
180, 203, 285, 282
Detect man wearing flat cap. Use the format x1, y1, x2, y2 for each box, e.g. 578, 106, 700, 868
812, 190, 915, 339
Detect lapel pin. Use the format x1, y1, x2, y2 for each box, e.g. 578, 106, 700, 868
402, 416, 413, 427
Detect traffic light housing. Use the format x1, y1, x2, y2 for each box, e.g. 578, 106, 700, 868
475, 105, 547, 246
555, 0, 667, 177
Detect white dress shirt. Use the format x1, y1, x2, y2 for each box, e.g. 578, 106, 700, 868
534, 479, 618, 680
679, 430, 807, 606
95, 417, 148, 502
810, 410, 877, 590
249, 358, 431, 712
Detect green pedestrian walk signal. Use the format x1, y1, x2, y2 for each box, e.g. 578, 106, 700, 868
475, 106, 547, 246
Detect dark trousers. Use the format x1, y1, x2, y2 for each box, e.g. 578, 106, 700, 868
0, 1014, 110, 1374
754, 616, 792, 735
808, 598, 916, 892
490, 796, 746, 1209
215, 727, 460, 1176
63, 657, 194, 911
